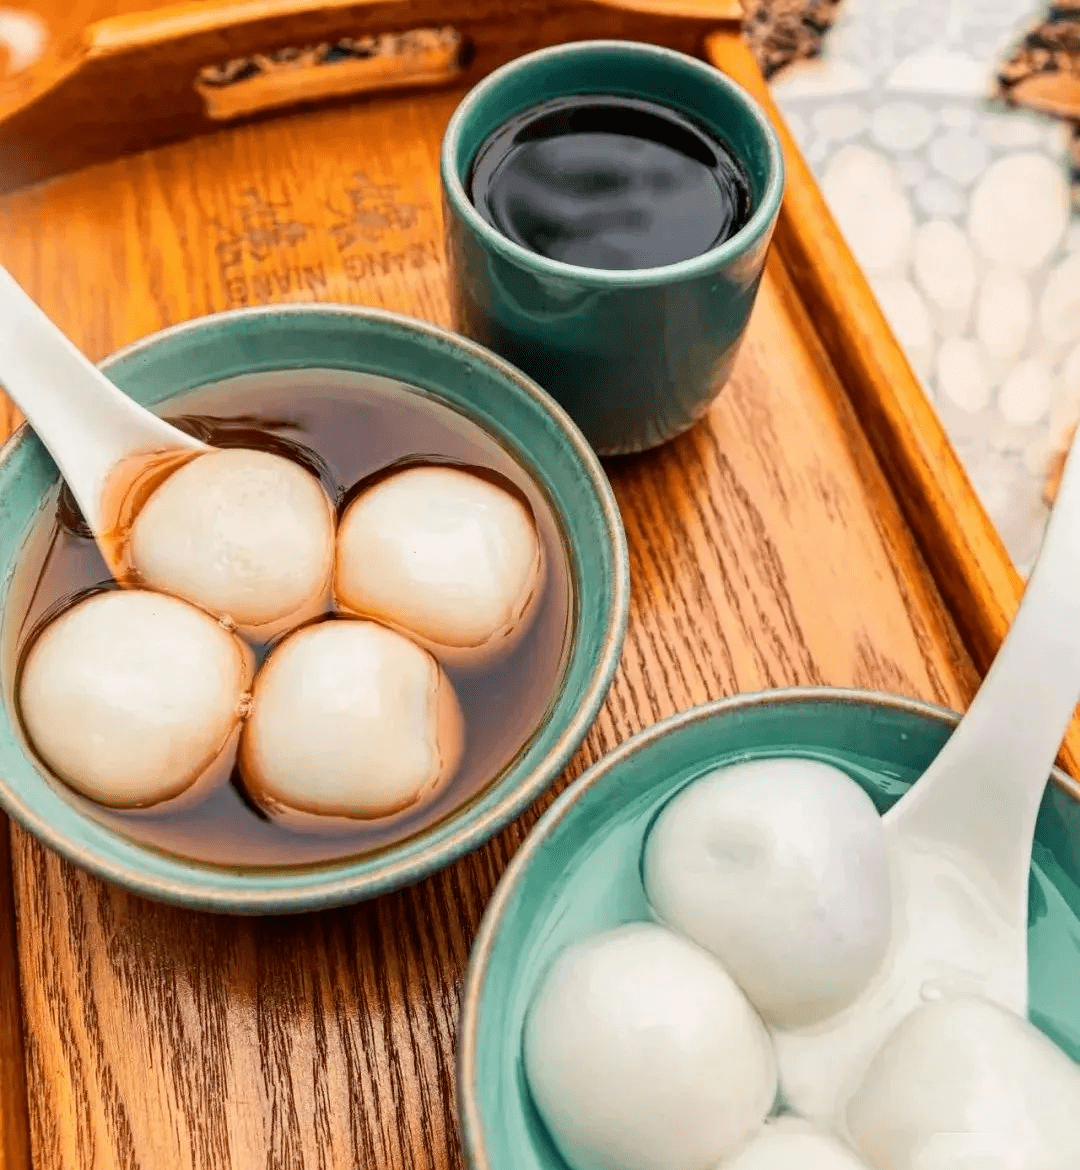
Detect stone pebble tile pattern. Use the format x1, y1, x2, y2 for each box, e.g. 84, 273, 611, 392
769, 0, 1079, 573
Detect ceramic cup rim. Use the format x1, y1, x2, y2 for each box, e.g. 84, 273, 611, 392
0, 303, 630, 914
455, 683, 1080, 1170
440, 38, 786, 288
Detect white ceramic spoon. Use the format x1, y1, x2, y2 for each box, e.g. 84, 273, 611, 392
775, 407, 1080, 1127
0, 266, 206, 545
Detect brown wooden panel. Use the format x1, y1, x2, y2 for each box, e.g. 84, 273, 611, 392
0, 820, 30, 1170
0, 19, 988, 1170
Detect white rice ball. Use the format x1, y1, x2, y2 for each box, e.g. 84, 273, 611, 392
723, 1117, 871, 1169
129, 448, 335, 637
847, 995, 1080, 1169
335, 465, 544, 667
642, 758, 892, 1029
239, 619, 463, 826
523, 921, 777, 1170
19, 589, 254, 808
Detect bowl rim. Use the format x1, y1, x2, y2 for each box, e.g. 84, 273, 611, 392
0, 303, 630, 913
456, 683, 1080, 1170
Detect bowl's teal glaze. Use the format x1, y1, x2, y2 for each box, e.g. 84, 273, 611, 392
459, 688, 1080, 1170
441, 40, 785, 456
0, 305, 628, 914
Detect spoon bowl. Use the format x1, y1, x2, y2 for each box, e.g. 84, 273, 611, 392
458, 690, 1080, 1170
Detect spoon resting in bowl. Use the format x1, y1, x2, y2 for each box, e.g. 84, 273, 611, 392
775, 408, 1080, 1124
0, 267, 336, 638
0, 266, 207, 542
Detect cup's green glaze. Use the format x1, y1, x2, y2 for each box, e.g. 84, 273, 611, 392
0, 305, 628, 914
458, 688, 1080, 1170
441, 40, 785, 456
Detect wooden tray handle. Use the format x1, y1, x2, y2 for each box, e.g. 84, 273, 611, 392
0, 0, 742, 194
191, 25, 470, 124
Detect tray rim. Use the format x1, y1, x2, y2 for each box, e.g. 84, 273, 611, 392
0, 20, 1064, 1170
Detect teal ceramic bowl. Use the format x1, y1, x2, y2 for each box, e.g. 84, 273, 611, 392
0, 305, 629, 914
458, 687, 1080, 1170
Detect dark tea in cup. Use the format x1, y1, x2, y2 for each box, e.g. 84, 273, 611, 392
441, 40, 785, 455
466, 94, 753, 271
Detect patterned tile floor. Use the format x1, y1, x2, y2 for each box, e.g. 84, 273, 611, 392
767, 0, 1080, 574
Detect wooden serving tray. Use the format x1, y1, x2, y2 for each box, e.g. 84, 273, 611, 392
0, 2, 1069, 1166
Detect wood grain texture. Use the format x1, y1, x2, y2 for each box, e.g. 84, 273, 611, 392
0, 821, 30, 1170
703, 33, 1080, 779
0, 23, 988, 1170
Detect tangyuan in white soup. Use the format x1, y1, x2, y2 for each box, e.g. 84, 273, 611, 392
722, 1117, 871, 1169
846, 994, 1080, 1170
522, 921, 777, 1170
642, 757, 892, 1029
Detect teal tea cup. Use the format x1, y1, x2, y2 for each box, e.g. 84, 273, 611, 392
441, 40, 785, 456
458, 689, 1080, 1168
0, 305, 629, 914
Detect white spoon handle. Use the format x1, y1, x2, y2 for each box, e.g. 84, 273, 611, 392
889, 426, 1080, 906
0, 267, 203, 533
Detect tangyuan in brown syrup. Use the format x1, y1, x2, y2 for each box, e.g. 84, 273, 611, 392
9, 369, 574, 867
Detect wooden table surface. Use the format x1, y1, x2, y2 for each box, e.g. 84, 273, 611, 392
0, 10, 989, 1168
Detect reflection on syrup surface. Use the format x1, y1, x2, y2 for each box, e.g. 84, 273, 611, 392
468, 94, 753, 270
9, 370, 574, 869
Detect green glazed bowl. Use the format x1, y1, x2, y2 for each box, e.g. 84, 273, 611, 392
0, 305, 629, 914
458, 687, 1080, 1170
